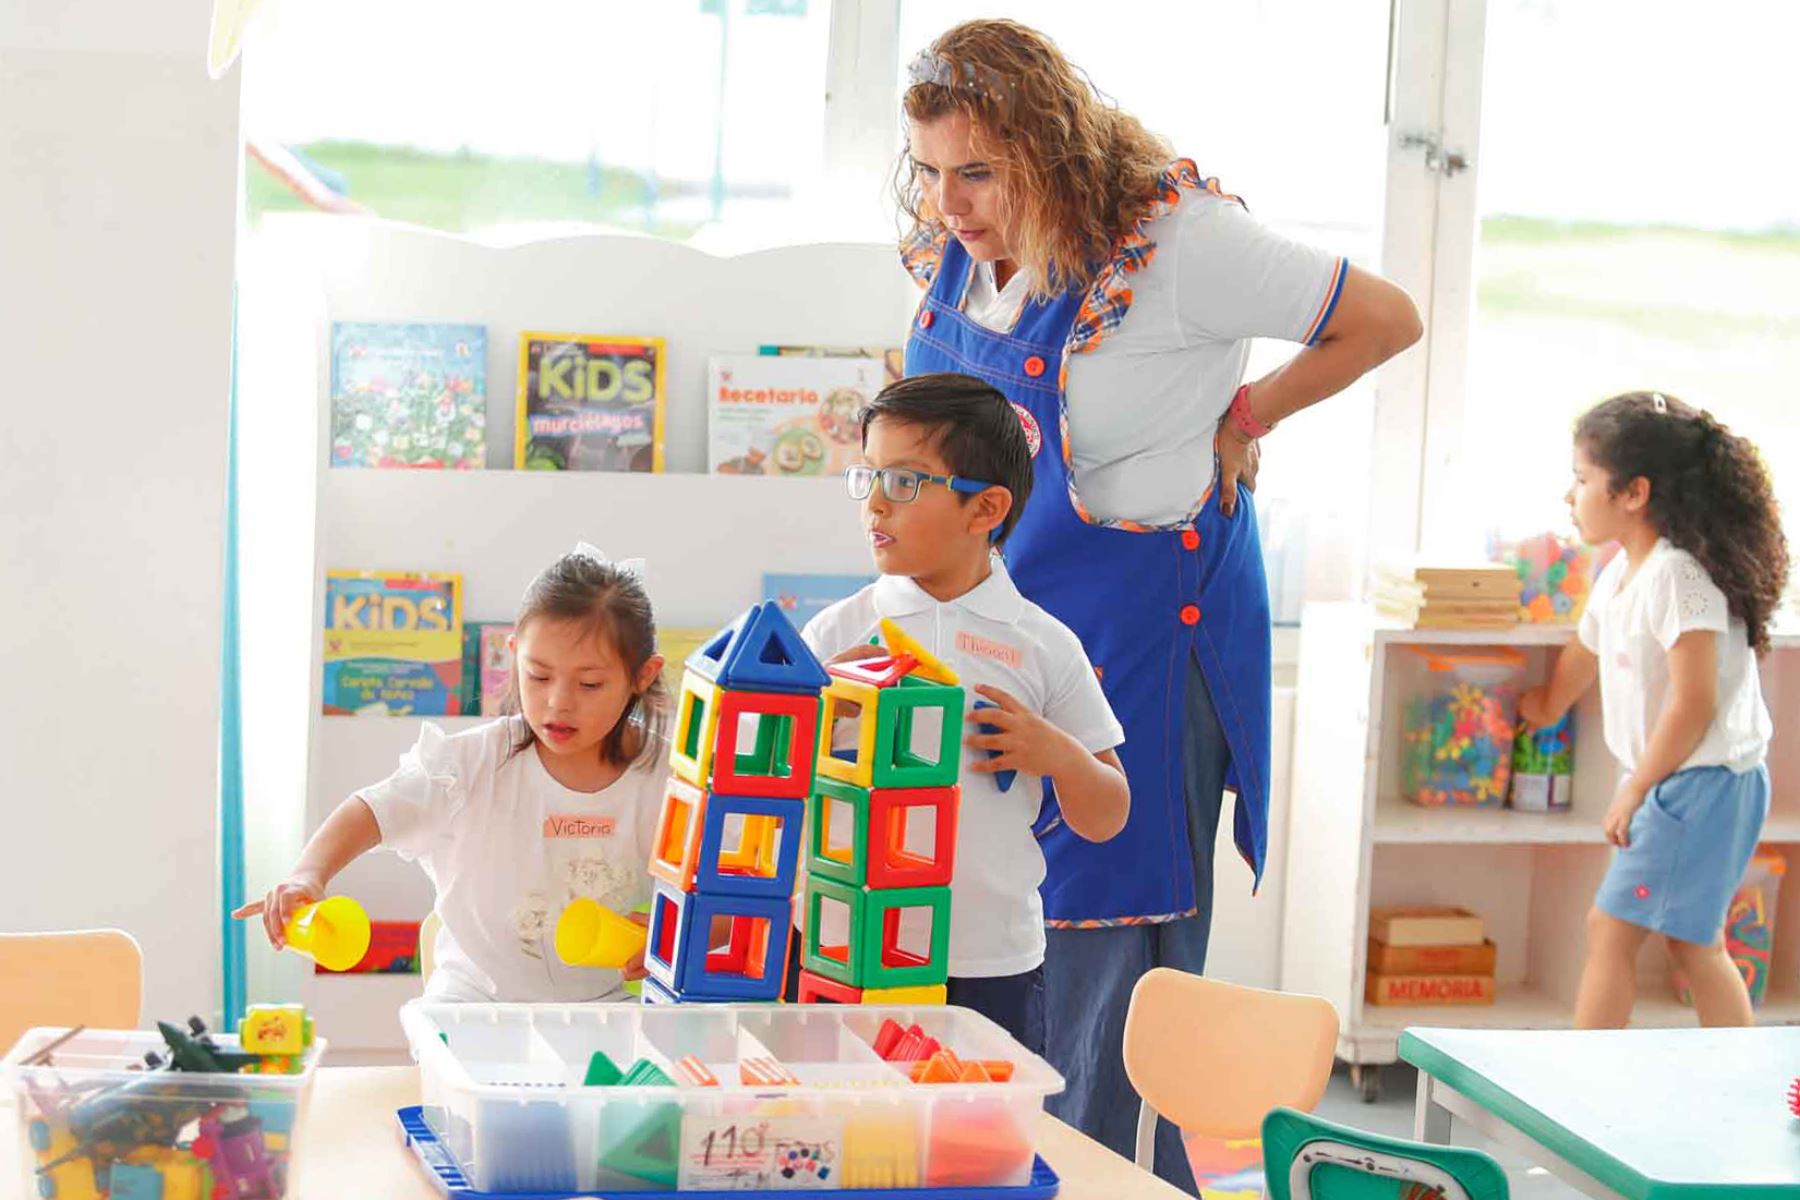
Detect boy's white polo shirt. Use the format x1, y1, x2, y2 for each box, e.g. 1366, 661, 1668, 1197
801, 557, 1124, 977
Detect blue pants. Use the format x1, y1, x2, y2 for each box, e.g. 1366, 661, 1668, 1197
1042, 657, 1226, 1196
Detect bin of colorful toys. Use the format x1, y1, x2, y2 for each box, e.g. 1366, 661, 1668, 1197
1671, 850, 1785, 1008
1509, 712, 1574, 812
403, 1000, 1060, 1193
1401, 648, 1526, 808
1488, 531, 1604, 624
5, 1010, 322, 1200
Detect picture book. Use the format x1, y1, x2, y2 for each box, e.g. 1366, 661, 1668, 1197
760, 344, 903, 385
460, 621, 516, 716
315, 920, 423, 975
709, 353, 885, 477
762, 572, 873, 631
516, 333, 665, 472
479, 622, 515, 716
322, 571, 463, 716
329, 322, 486, 469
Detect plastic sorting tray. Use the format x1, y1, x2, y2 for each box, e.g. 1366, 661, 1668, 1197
401, 1001, 1063, 1194
398, 1106, 1060, 1198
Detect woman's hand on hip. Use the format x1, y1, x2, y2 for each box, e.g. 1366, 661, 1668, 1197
1215, 423, 1260, 517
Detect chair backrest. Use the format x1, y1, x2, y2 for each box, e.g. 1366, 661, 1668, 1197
1262, 1107, 1510, 1200
1122, 967, 1339, 1141
418, 911, 442, 987
0, 929, 143, 1057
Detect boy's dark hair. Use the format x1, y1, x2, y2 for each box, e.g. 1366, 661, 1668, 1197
504, 552, 670, 769
859, 372, 1035, 546
1576, 391, 1789, 655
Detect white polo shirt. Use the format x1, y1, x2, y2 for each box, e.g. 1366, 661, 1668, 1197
801, 557, 1125, 977
962, 188, 1347, 527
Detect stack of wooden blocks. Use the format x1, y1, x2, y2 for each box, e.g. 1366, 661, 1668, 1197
1365, 905, 1496, 1006
1373, 563, 1522, 630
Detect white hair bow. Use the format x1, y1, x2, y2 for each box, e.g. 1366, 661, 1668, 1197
570, 542, 647, 584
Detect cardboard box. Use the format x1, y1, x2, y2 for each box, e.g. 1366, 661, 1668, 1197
1368, 905, 1485, 947
1365, 972, 1496, 1006
1367, 938, 1497, 976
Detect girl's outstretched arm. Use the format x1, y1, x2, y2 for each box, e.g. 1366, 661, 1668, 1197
1520, 641, 1598, 728
232, 795, 382, 949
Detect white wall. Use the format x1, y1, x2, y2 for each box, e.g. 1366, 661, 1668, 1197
0, 0, 239, 1024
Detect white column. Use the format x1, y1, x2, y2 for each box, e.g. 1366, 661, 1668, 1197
0, 0, 240, 1024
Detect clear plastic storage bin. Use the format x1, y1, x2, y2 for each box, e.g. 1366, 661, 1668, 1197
401, 1001, 1062, 1193
1400, 648, 1526, 808
5, 1023, 324, 1200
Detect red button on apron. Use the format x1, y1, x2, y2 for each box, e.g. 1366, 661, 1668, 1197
919, 310, 935, 329
1179, 604, 1201, 626
1181, 530, 1201, 551
1023, 355, 1046, 377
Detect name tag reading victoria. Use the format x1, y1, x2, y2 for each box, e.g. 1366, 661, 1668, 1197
678, 1114, 843, 1190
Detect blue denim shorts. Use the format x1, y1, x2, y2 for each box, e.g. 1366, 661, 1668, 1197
1595, 764, 1769, 945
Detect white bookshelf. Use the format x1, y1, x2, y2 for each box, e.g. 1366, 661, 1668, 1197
237, 216, 917, 1059
1281, 603, 1800, 1100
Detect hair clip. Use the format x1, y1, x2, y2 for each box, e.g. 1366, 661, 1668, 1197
1650, 392, 1668, 414
905, 50, 1015, 107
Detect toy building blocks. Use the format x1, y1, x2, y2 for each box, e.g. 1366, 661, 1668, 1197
798, 624, 963, 1003
645, 603, 822, 1003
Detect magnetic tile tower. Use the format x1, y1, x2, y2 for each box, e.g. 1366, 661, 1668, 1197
797, 619, 963, 1005
644, 602, 828, 1003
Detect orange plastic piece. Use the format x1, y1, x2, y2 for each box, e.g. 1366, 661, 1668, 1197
915, 1049, 961, 1083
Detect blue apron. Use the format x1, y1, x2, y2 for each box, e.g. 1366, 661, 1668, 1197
904, 232, 1273, 924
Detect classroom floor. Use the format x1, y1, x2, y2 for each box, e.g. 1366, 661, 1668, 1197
1187, 1062, 1582, 1199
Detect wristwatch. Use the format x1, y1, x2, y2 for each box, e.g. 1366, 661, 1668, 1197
1228, 384, 1273, 439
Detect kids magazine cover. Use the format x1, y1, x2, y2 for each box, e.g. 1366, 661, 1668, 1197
708, 353, 884, 477
322, 571, 464, 716
516, 333, 665, 472
329, 322, 486, 468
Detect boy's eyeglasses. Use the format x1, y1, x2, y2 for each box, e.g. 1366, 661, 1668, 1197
844, 464, 996, 504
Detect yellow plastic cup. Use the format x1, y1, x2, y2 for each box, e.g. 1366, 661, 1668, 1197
285, 896, 372, 973
555, 898, 647, 968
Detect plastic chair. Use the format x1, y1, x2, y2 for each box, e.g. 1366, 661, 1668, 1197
1121, 967, 1339, 1172
0, 929, 143, 1057
1262, 1106, 1510, 1200
418, 911, 442, 985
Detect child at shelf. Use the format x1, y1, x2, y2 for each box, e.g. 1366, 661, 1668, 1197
794, 372, 1131, 1052
1520, 392, 1787, 1028
237, 546, 670, 1002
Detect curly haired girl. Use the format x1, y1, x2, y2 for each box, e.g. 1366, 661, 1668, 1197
1522, 391, 1788, 1028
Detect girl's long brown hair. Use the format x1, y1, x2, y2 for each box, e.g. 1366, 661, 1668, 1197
895, 19, 1175, 301
1576, 392, 1789, 654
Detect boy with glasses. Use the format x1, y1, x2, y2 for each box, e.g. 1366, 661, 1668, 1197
799, 372, 1129, 1051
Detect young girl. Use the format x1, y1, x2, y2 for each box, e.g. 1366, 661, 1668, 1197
236, 547, 670, 1002
1521, 392, 1788, 1028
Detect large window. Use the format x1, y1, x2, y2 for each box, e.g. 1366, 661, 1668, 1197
242, 0, 832, 240
1453, 0, 1800, 549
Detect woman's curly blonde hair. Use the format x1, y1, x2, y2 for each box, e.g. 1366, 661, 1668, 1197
894, 19, 1176, 301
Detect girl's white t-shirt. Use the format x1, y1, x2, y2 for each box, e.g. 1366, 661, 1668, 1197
1578, 539, 1771, 774
360, 716, 667, 1002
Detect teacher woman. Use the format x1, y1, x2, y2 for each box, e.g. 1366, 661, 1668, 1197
896, 19, 1421, 1192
